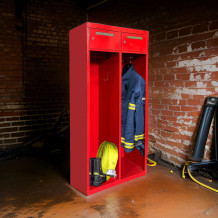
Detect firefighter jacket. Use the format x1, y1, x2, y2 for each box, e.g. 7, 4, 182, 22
121, 65, 145, 156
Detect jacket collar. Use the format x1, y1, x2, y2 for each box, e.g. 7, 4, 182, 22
122, 65, 135, 82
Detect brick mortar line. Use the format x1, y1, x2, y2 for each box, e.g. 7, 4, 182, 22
0, 126, 52, 134
149, 64, 218, 69
151, 32, 218, 45
0, 123, 56, 130
151, 26, 218, 37
0, 113, 64, 119
150, 21, 218, 36
150, 52, 218, 59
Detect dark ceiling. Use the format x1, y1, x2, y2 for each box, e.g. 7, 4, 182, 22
75, 0, 109, 10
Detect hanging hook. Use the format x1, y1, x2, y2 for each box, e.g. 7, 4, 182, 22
129, 56, 134, 64
103, 72, 109, 81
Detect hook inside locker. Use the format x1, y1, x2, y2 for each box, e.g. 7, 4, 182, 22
103, 72, 109, 81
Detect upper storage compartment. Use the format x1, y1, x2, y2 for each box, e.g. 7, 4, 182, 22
122, 33, 147, 53
90, 28, 119, 51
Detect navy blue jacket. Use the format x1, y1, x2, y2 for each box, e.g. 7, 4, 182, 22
121, 65, 145, 156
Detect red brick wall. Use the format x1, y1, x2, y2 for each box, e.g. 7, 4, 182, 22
0, 0, 86, 149
89, 0, 218, 166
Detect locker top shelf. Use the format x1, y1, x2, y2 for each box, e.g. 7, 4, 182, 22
73, 22, 149, 36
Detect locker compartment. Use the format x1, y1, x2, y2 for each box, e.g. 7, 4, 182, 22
122, 33, 147, 53
90, 28, 119, 51
89, 51, 120, 192
121, 53, 147, 179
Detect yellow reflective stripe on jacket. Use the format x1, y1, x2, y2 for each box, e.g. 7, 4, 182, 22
135, 137, 145, 141
128, 106, 136, 110
121, 137, 134, 149
128, 103, 136, 110
124, 145, 135, 149
124, 142, 134, 145
135, 134, 145, 140
121, 137, 125, 144
135, 136, 145, 139
135, 134, 145, 137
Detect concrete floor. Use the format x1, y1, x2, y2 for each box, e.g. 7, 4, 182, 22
0, 157, 218, 218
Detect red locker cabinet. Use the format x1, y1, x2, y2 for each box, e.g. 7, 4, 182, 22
69, 22, 149, 196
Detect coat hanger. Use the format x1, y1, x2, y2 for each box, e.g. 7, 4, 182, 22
122, 56, 134, 75
129, 56, 133, 64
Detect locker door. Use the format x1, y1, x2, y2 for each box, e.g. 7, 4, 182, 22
90, 28, 119, 51
122, 33, 147, 53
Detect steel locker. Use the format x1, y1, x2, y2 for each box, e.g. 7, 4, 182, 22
69, 22, 149, 195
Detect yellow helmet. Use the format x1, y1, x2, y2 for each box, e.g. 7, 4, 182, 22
97, 141, 118, 181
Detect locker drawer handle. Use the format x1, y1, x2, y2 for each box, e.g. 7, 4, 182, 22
96, 32, 114, 37
127, 36, 143, 40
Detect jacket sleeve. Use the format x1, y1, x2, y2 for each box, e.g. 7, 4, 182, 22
123, 95, 136, 152
134, 85, 145, 155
